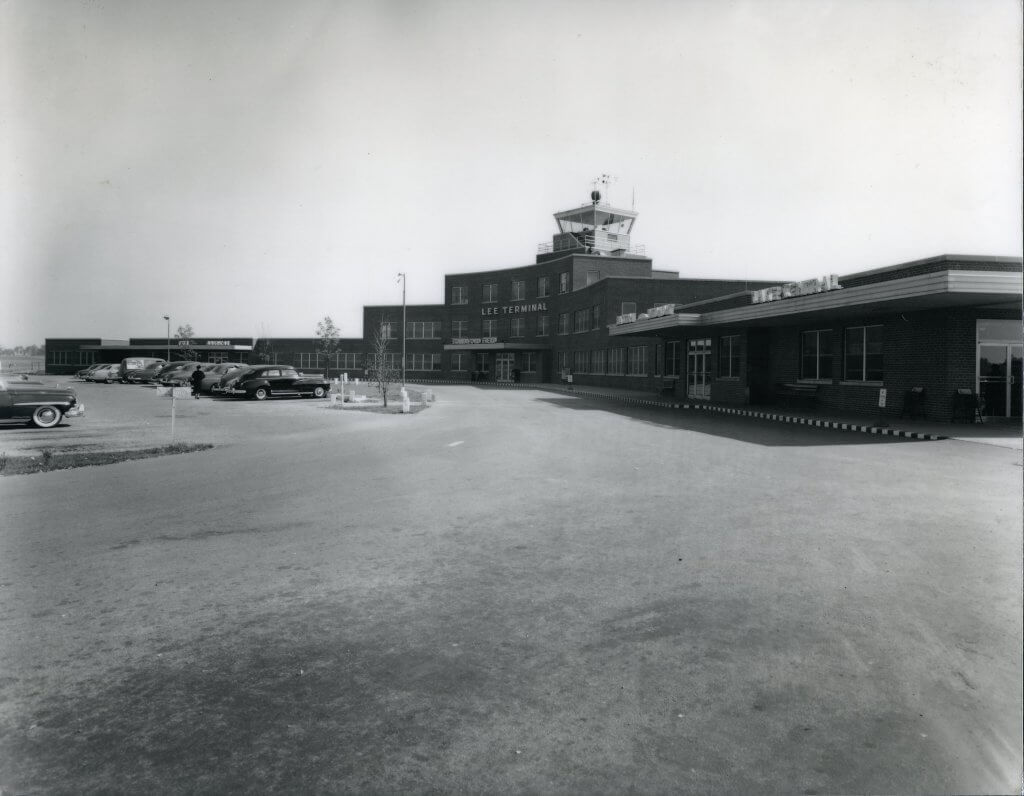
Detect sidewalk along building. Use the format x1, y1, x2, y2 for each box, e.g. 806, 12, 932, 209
44, 192, 1022, 421
608, 255, 1023, 422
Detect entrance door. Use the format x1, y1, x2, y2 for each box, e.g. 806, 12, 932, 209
474, 353, 490, 380
495, 353, 514, 382
686, 338, 711, 400
979, 344, 1023, 418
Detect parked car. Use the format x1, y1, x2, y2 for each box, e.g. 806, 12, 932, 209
75, 363, 105, 380
161, 363, 219, 388
0, 377, 85, 428
87, 364, 121, 383
118, 357, 165, 383
126, 360, 172, 384
225, 365, 329, 400
199, 363, 246, 393
151, 361, 202, 384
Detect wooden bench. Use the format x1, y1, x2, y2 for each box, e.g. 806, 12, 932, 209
775, 382, 819, 410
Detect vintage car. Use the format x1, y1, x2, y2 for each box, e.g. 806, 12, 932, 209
199, 363, 246, 393
118, 357, 166, 383
225, 365, 329, 400
126, 360, 171, 383
0, 377, 85, 428
86, 363, 121, 383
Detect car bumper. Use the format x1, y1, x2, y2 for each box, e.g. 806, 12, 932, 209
65, 403, 86, 417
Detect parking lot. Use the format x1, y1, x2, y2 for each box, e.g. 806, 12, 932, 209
1, 383, 1021, 793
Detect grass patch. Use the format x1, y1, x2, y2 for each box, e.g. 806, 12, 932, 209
0, 442, 213, 476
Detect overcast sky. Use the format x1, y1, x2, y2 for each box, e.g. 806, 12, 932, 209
2, 0, 1021, 345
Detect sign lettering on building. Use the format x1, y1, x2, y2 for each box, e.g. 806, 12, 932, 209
481, 302, 548, 316
451, 337, 498, 345
206, 340, 231, 346
751, 275, 842, 304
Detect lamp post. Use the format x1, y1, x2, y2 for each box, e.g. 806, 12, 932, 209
396, 273, 406, 386
162, 315, 170, 361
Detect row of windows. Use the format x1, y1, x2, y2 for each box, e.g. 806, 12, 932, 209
449, 352, 540, 373
49, 351, 97, 365
451, 273, 571, 305
557, 346, 650, 376
800, 325, 883, 382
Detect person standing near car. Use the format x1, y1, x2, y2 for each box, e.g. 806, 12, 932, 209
189, 365, 205, 399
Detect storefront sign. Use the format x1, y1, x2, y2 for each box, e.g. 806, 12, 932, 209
751, 275, 842, 304
481, 302, 548, 316
451, 337, 498, 345
205, 340, 231, 346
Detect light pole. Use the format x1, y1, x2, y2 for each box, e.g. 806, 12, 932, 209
396, 273, 406, 386
163, 315, 170, 361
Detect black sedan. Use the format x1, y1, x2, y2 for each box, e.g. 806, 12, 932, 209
224, 366, 329, 400
0, 377, 85, 428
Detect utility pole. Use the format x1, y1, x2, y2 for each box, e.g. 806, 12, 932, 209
397, 273, 406, 386
163, 315, 170, 361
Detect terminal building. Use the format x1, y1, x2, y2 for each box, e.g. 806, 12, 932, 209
46, 192, 1022, 422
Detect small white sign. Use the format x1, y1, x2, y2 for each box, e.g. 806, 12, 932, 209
878, 388, 887, 408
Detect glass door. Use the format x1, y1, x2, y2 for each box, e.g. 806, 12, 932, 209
979, 344, 1022, 418
686, 338, 711, 400
495, 354, 514, 382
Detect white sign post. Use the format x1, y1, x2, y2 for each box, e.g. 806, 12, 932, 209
878, 388, 887, 408
157, 385, 191, 442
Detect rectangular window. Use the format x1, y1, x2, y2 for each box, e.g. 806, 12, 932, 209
666, 340, 680, 377
537, 276, 550, 298
336, 353, 362, 370
573, 350, 589, 374
510, 318, 525, 338
483, 318, 499, 338
523, 352, 537, 373
482, 283, 498, 303
800, 329, 833, 380
621, 301, 636, 316
50, 351, 69, 365
537, 315, 550, 337
844, 325, 883, 382
654, 344, 663, 377
380, 322, 398, 339
557, 313, 570, 335
591, 304, 601, 329
559, 272, 570, 293
557, 350, 569, 375
591, 349, 606, 375
608, 348, 626, 375
407, 353, 442, 371
451, 319, 469, 338
407, 321, 441, 340
451, 286, 467, 305
298, 353, 319, 369
573, 309, 590, 333
451, 352, 468, 372
586, 269, 600, 286
718, 335, 741, 378
511, 280, 526, 300
627, 346, 648, 376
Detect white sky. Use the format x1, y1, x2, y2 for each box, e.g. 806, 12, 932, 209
2, 0, 1021, 345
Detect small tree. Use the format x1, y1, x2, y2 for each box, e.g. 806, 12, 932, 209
315, 316, 341, 380
254, 337, 275, 364
175, 323, 196, 361
366, 318, 399, 407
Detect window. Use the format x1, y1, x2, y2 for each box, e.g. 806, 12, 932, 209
718, 335, 741, 378
800, 329, 833, 380
591, 349, 606, 374
591, 305, 601, 329
654, 344, 663, 377
627, 346, 648, 376
50, 351, 69, 364
573, 350, 589, 373
451, 352, 468, 372
844, 325, 883, 382
621, 301, 636, 316
482, 283, 498, 303
573, 309, 590, 333
380, 322, 398, 339
523, 352, 537, 373
377, 353, 401, 369
608, 348, 626, 375
557, 313, 570, 335
537, 276, 550, 298
537, 315, 550, 337
483, 318, 499, 338
510, 317, 525, 338
511, 280, 526, 300
407, 353, 441, 371
451, 319, 469, 338
559, 272, 570, 293
336, 353, 361, 370
451, 286, 467, 305
665, 341, 680, 377
557, 351, 569, 374
298, 353, 319, 369
407, 321, 441, 340
586, 269, 600, 286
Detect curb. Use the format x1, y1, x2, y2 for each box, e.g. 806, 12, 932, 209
561, 387, 948, 441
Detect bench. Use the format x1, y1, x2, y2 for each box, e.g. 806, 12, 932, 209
775, 382, 819, 410
657, 379, 677, 397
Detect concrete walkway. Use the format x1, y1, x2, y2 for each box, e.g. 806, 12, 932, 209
461, 382, 1023, 450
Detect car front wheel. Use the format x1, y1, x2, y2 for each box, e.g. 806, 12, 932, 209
252, 387, 269, 401
30, 405, 63, 428
313, 386, 326, 398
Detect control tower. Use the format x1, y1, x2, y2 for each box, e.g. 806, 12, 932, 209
539, 190, 643, 257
